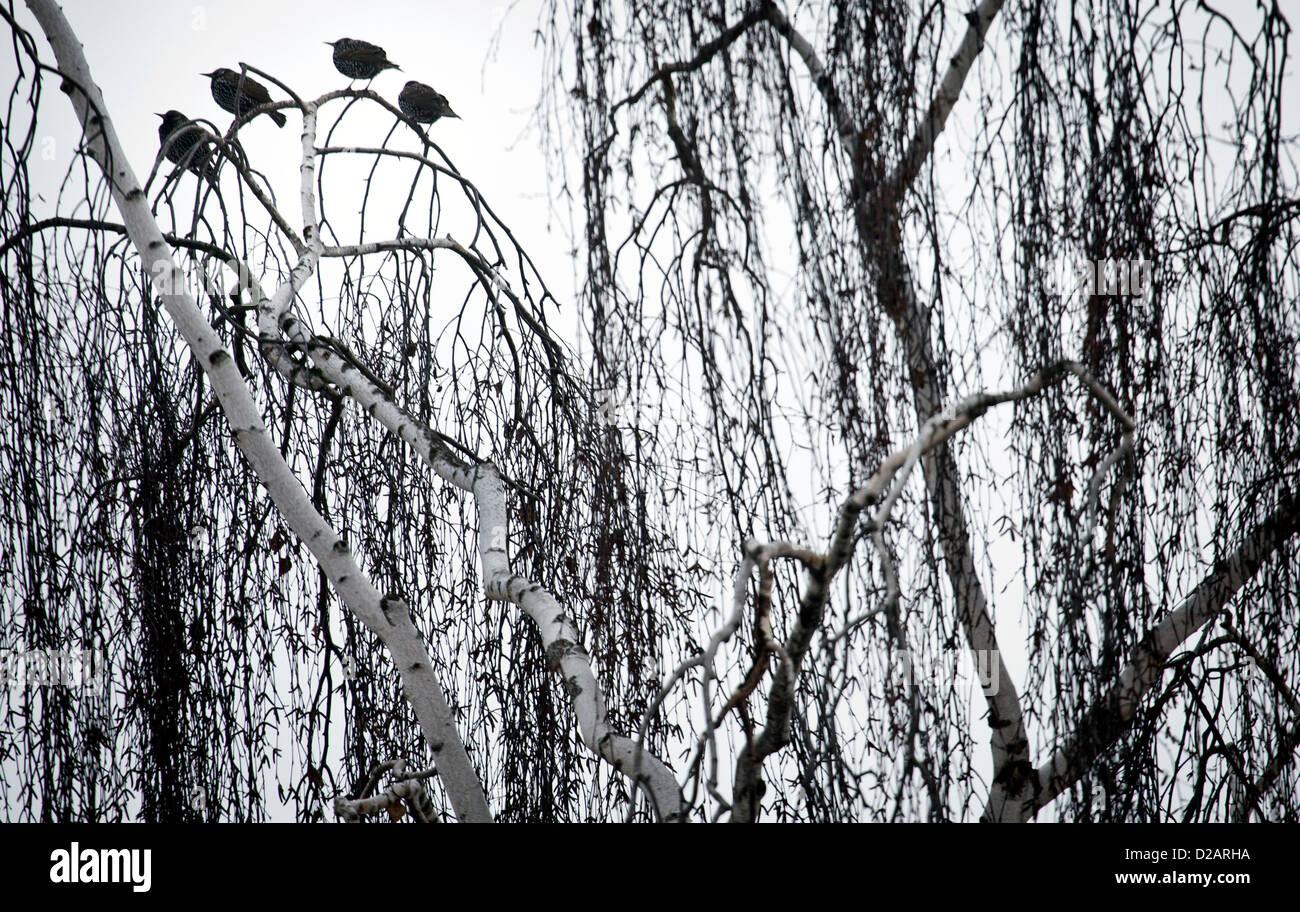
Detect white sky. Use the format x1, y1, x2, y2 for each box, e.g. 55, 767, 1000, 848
15, 0, 577, 303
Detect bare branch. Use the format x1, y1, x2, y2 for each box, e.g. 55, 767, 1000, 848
1020, 489, 1300, 822
885, 0, 1006, 196
24, 0, 492, 823
302, 343, 684, 820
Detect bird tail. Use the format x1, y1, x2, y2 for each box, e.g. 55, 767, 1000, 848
270, 110, 287, 128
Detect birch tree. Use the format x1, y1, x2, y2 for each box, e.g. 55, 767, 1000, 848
3, 0, 683, 823
535, 0, 1300, 822
1, 0, 1297, 822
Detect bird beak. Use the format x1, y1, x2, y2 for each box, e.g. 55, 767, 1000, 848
324, 41, 336, 47
200, 71, 214, 77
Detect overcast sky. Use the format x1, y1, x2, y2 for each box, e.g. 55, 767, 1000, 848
9, 0, 577, 304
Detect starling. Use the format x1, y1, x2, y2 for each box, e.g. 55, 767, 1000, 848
202, 68, 287, 127
398, 81, 459, 126
156, 110, 219, 187
326, 38, 400, 80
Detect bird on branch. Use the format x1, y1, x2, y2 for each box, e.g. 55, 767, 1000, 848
156, 110, 219, 188
326, 38, 400, 81
202, 68, 286, 127
398, 80, 459, 128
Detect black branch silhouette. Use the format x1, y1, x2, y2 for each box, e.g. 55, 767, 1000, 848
2, 0, 1298, 823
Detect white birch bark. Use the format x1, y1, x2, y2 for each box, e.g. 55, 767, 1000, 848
993, 492, 1300, 821
24, 0, 492, 823
300, 344, 685, 820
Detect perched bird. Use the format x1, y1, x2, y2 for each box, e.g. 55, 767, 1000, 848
202, 68, 286, 127
398, 80, 458, 126
326, 38, 400, 80
156, 110, 218, 187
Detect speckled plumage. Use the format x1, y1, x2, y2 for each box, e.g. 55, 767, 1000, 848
397, 80, 458, 125
156, 110, 219, 186
327, 38, 400, 80
204, 68, 286, 127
